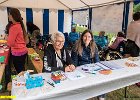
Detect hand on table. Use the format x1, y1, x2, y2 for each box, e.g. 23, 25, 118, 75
65, 64, 76, 72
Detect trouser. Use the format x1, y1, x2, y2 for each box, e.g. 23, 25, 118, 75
125, 39, 140, 57
5, 53, 27, 90
12, 53, 27, 73
4, 51, 12, 89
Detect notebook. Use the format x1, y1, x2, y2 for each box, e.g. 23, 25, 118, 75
0, 56, 5, 63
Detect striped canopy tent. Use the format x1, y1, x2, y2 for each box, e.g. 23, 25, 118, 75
0, 0, 136, 35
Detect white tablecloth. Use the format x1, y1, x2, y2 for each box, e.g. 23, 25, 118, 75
11, 57, 140, 100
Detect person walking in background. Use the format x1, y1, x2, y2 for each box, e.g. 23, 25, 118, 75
7, 8, 28, 73
125, 12, 140, 87
125, 12, 140, 57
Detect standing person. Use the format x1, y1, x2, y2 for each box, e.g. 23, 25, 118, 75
71, 29, 105, 100
43, 32, 75, 72
125, 12, 140, 87
7, 8, 28, 74
125, 12, 140, 57
26, 22, 40, 49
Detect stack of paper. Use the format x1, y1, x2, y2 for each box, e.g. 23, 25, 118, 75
99, 61, 124, 70
65, 70, 85, 80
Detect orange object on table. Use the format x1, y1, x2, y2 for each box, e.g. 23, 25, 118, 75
99, 70, 112, 75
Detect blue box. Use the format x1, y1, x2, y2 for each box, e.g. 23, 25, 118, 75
26, 76, 44, 89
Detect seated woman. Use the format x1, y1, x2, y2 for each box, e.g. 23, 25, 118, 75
95, 31, 108, 50
71, 29, 99, 66
43, 32, 75, 72
109, 31, 125, 51
107, 31, 126, 56
71, 29, 105, 100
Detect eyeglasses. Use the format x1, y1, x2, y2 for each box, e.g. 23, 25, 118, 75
55, 40, 65, 43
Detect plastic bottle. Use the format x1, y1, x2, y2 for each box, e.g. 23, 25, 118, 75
120, 46, 123, 54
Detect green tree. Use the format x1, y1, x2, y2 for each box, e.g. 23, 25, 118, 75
134, 3, 140, 13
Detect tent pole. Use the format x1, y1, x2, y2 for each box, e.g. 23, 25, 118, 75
80, 0, 90, 8
0, 0, 9, 5
123, 0, 127, 33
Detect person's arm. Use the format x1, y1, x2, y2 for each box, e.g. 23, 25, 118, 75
65, 49, 73, 65
94, 47, 100, 63
7, 26, 19, 47
43, 47, 65, 72
64, 49, 76, 71
75, 32, 79, 40
71, 48, 78, 66
109, 38, 117, 49
104, 36, 108, 46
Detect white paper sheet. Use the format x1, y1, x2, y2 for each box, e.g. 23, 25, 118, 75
99, 61, 124, 70
65, 70, 85, 80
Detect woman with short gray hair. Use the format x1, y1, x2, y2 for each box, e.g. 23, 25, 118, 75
50, 32, 65, 43
43, 31, 75, 72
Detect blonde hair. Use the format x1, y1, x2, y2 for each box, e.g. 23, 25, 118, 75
50, 31, 65, 43
74, 29, 97, 58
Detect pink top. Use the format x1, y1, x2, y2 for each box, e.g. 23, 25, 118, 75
109, 37, 125, 49
7, 22, 27, 56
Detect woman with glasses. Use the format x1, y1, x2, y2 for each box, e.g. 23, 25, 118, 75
43, 32, 75, 72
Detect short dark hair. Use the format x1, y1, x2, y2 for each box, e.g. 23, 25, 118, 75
117, 31, 125, 37
133, 12, 140, 21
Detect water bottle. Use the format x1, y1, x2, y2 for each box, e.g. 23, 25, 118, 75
120, 46, 123, 54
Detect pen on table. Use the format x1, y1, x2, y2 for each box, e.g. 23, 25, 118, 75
47, 81, 55, 87
94, 68, 102, 71
85, 71, 96, 74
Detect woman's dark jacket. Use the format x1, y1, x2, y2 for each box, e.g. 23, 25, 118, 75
43, 44, 73, 72
71, 45, 100, 66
